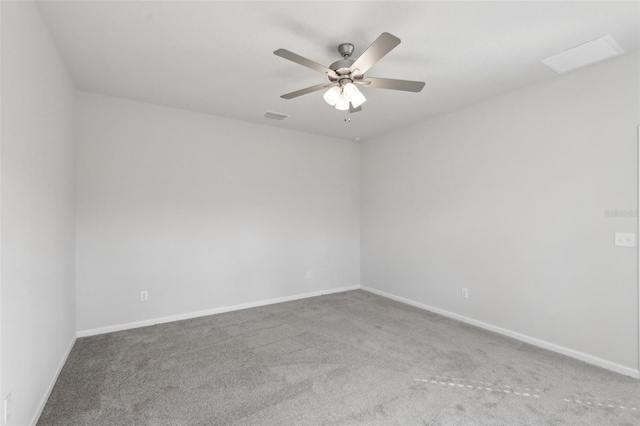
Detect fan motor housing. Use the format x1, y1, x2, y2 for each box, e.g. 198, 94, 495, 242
328, 63, 364, 84
329, 59, 354, 74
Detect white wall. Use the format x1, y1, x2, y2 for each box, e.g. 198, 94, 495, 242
75, 92, 360, 332
362, 52, 640, 372
1, 2, 77, 425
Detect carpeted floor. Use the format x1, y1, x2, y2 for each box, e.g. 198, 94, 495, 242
38, 290, 640, 425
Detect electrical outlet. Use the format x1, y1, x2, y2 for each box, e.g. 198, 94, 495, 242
306, 271, 312, 280
140, 291, 148, 302
4, 393, 11, 425
615, 232, 635, 247
461, 288, 469, 299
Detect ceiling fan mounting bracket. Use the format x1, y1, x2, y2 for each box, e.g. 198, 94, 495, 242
338, 43, 354, 59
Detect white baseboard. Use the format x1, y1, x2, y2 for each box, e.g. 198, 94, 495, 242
361, 286, 640, 379
30, 334, 77, 426
77, 285, 361, 338
76, 284, 639, 379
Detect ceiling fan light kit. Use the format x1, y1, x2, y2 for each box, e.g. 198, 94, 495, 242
323, 82, 366, 110
274, 32, 425, 120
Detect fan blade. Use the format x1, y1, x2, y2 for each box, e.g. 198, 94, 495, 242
349, 103, 362, 113
274, 49, 338, 79
349, 32, 401, 74
280, 83, 333, 99
363, 77, 425, 92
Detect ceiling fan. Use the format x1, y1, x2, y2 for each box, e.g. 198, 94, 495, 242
274, 32, 425, 117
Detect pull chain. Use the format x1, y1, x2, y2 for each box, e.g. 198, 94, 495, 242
344, 110, 351, 123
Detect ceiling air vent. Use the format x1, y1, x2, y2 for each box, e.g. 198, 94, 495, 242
541, 35, 624, 74
262, 111, 289, 121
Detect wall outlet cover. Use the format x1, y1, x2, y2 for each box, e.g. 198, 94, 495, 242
461, 288, 469, 299
614, 232, 635, 247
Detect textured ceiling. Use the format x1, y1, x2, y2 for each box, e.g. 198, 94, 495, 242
37, 1, 640, 141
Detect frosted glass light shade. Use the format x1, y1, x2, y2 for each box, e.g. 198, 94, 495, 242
323, 86, 341, 106
349, 90, 366, 108
342, 82, 358, 99
334, 96, 350, 110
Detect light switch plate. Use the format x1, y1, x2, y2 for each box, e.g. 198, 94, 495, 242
615, 232, 635, 247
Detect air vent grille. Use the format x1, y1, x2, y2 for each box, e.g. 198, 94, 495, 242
262, 111, 290, 121
541, 35, 624, 74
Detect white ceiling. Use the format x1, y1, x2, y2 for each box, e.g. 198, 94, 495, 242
37, 1, 639, 142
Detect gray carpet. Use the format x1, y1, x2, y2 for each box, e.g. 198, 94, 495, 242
38, 290, 640, 425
